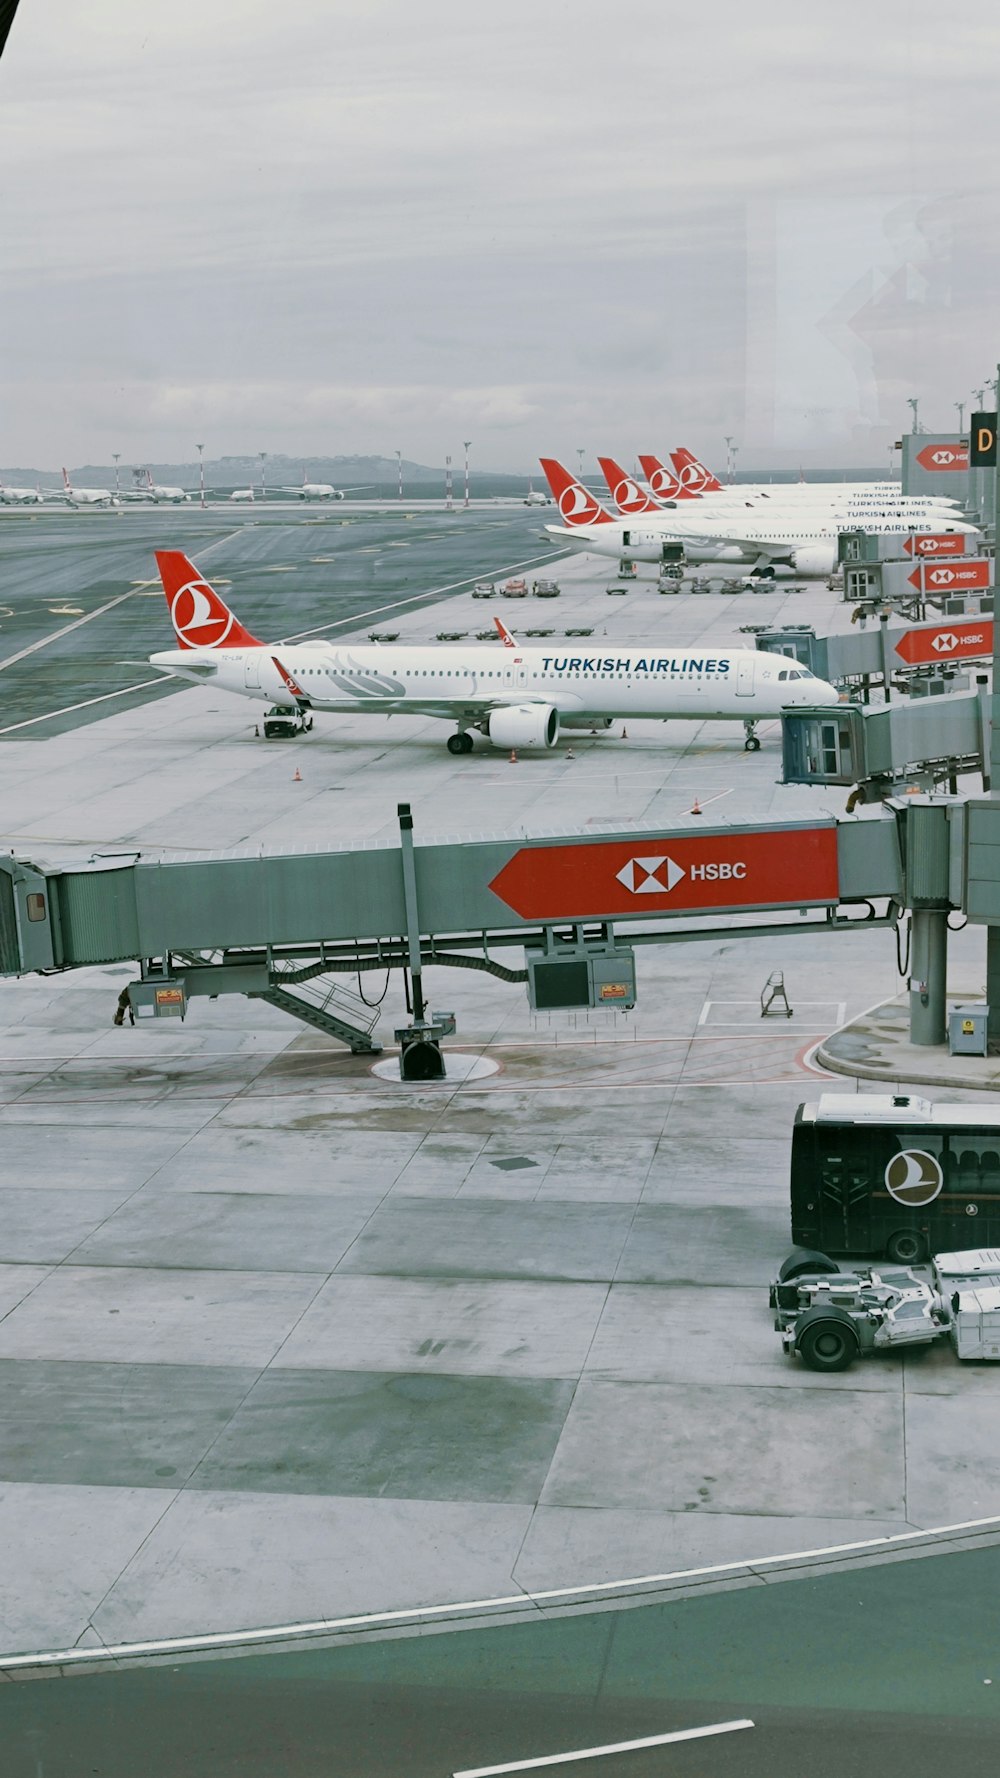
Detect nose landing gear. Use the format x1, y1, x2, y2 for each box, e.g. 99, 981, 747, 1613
743, 720, 761, 752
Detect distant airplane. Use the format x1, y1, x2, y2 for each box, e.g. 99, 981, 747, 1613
148, 549, 840, 754
0, 483, 44, 504
145, 470, 192, 504
229, 487, 255, 503
277, 470, 374, 500
59, 468, 117, 508
523, 479, 551, 506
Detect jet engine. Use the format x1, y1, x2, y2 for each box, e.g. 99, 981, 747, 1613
487, 704, 559, 750
790, 543, 837, 577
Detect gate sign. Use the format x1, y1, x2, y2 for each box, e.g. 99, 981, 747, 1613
907, 560, 993, 592
902, 534, 970, 558
970, 412, 998, 469
915, 443, 969, 472
487, 826, 840, 921
893, 619, 993, 665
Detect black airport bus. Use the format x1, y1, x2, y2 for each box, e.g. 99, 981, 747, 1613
791, 1094, 1000, 1263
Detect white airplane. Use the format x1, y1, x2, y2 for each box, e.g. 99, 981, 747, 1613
599, 454, 963, 522
145, 470, 192, 504
645, 449, 961, 510
148, 549, 840, 754
229, 487, 255, 503
59, 468, 117, 508
278, 470, 374, 500
542, 461, 979, 579
523, 480, 551, 506
0, 483, 44, 504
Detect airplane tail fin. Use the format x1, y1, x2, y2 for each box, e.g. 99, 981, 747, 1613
61, 467, 71, 491
155, 551, 263, 651
670, 449, 724, 494
597, 456, 661, 515
637, 454, 692, 500
538, 459, 615, 525
494, 615, 517, 648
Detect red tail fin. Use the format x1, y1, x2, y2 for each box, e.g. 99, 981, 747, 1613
62, 467, 71, 491
538, 459, 615, 525
597, 456, 662, 515
637, 455, 698, 501
670, 449, 724, 494
155, 551, 263, 650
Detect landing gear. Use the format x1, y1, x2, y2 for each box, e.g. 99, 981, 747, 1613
743, 721, 761, 752
447, 731, 475, 755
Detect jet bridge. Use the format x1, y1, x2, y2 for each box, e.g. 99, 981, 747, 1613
0, 796, 939, 1076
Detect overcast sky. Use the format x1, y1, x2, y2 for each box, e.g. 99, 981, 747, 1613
2, 0, 999, 470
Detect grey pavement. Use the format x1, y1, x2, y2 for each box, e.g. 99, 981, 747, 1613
2, 519, 1000, 1657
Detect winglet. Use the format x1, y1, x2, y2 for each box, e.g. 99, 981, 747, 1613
494, 615, 517, 648
538, 458, 615, 525
597, 456, 662, 515
154, 550, 263, 650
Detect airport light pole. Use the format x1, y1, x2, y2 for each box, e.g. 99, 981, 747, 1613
396, 450, 402, 502
196, 443, 205, 509
463, 441, 471, 510
258, 452, 267, 500
724, 436, 734, 483
731, 444, 738, 483
955, 402, 966, 436
445, 454, 453, 511
112, 453, 121, 502
576, 448, 584, 483
906, 397, 920, 434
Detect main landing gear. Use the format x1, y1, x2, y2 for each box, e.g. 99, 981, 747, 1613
743, 720, 761, 752
447, 731, 475, 755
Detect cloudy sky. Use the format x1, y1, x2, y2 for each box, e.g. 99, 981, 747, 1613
2, 0, 999, 470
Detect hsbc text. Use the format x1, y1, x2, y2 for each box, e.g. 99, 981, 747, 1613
689, 862, 748, 881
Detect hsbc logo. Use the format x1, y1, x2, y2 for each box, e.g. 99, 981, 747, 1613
931, 630, 984, 653
926, 568, 959, 586
615, 855, 748, 893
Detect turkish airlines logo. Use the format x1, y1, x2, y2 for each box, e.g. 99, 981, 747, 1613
884, 1149, 943, 1207
558, 484, 604, 524
616, 855, 685, 894
170, 579, 235, 648
614, 477, 649, 512
678, 462, 711, 491
649, 468, 682, 498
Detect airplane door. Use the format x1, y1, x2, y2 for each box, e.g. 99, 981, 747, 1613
245, 653, 261, 689
736, 656, 755, 696
503, 662, 528, 692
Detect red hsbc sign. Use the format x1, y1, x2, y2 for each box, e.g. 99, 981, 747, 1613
893, 619, 993, 665
487, 826, 840, 921
907, 560, 993, 592
915, 444, 969, 472
902, 534, 970, 557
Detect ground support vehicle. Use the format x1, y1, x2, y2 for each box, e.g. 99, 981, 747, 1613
263, 706, 313, 739
502, 578, 528, 598
532, 579, 561, 598
471, 583, 495, 599
790, 1095, 1000, 1264
606, 584, 628, 596
770, 1246, 1000, 1372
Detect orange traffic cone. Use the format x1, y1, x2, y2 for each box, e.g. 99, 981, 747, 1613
690, 795, 702, 815
293, 767, 302, 782
509, 749, 518, 763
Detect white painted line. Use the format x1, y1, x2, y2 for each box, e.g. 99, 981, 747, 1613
453, 1720, 754, 1776
0, 679, 164, 735
280, 551, 571, 642
0, 584, 154, 672
4, 1511, 1000, 1670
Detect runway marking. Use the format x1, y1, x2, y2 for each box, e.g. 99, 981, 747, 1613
453, 1721, 755, 1776
0, 582, 155, 672
0, 678, 164, 735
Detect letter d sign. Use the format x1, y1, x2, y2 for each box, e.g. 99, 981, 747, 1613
971, 412, 998, 467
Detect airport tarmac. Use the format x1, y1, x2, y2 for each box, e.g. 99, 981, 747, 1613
0, 517, 997, 1660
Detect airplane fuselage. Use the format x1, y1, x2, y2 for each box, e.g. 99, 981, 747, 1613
150, 638, 839, 725
549, 508, 979, 573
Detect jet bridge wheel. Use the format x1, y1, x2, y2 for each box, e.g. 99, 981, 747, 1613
795, 1306, 860, 1372
447, 731, 474, 755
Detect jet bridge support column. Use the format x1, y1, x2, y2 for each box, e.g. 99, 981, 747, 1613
909, 908, 948, 1046
988, 359, 1000, 1051
395, 801, 447, 1081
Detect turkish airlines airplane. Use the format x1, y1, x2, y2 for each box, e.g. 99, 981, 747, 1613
145, 470, 192, 504
148, 549, 840, 753
59, 468, 117, 508
229, 487, 255, 503
542, 460, 978, 578
661, 449, 960, 508
0, 483, 44, 504
601, 455, 962, 521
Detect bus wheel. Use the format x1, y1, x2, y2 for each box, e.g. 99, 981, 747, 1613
778, 1247, 840, 1283
886, 1229, 926, 1265
796, 1307, 860, 1373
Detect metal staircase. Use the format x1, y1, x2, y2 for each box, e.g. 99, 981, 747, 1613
251, 965, 383, 1054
